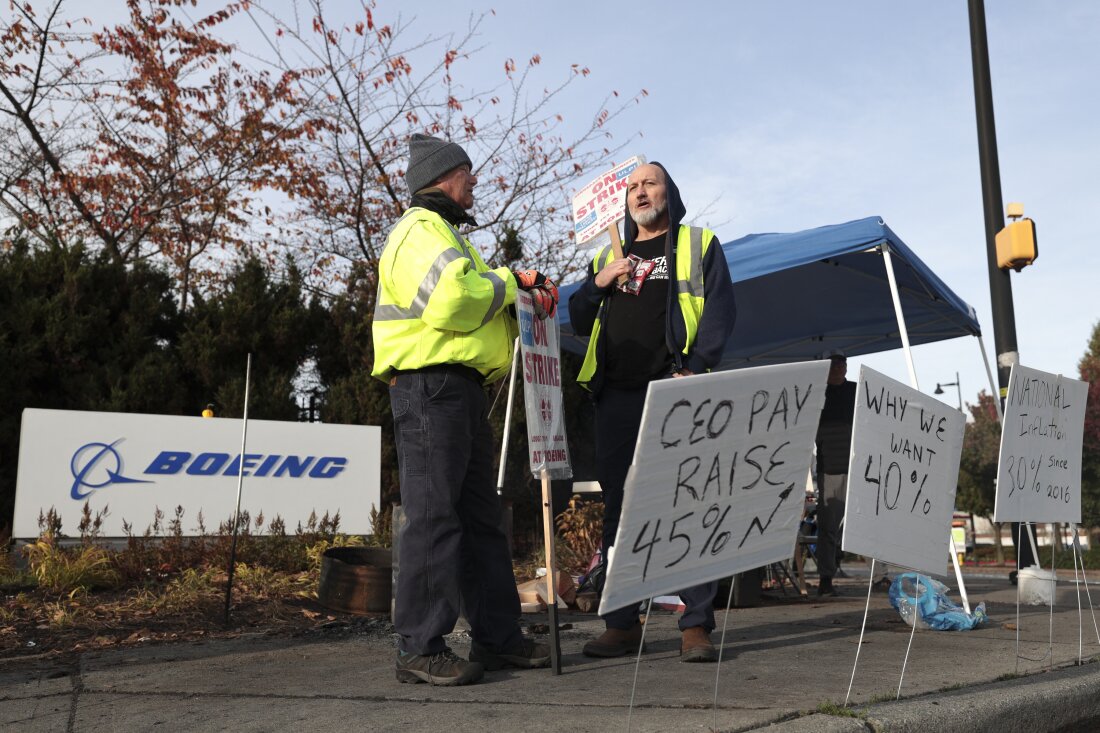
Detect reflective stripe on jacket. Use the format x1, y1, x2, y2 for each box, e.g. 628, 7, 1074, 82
371, 207, 518, 383
577, 225, 713, 390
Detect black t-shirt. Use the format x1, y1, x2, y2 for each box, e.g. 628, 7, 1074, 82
816, 380, 858, 474
602, 236, 673, 388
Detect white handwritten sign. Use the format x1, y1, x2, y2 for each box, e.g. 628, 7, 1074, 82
599, 362, 828, 615
842, 367, 965, 577
993, 364, 1087, 523
516, 291, 572, 479
571, 156, 645, 247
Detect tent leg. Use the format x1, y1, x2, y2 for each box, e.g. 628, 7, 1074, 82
883, 246, 973, 606
1026, 522, 1040, 566
976, 334, 1004, 422
881, 246, 919, 390
950, 536, 971, 614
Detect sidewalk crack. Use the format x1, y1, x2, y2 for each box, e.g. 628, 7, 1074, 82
66, 663, 84, 733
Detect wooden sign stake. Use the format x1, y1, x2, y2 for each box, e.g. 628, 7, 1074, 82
608, 222, 629, 285
540, 468, 562, 674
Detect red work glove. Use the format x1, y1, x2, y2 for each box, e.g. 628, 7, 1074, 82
529, 282, 559, 320
513, 269, 549, 290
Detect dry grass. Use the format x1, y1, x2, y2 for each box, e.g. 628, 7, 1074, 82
0, 505, 389, 661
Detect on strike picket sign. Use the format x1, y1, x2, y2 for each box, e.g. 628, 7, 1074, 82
516, 291, 572, 479
571, 156, 645, 248
842, 367, 965, 576
599, 362, 828, 616
993, 364, 1088, 523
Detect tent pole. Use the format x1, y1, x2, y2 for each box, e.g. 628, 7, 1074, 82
881, 246, 919, 390
976, 334, 1004, 422
883, 246, 972, 607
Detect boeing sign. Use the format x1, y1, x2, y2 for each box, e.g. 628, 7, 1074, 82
15, 409, 381, 538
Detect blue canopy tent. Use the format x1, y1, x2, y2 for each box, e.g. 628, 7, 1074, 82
558, 216, 984, 373
553, 215, 991, 611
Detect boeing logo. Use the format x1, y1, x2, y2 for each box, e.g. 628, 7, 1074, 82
145, 451, 348, 479
69, 441, 349, 501
70, 440, 152, 500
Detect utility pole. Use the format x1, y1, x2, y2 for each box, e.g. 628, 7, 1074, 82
968, 0, 1018, 401
968, 0, 1039, 573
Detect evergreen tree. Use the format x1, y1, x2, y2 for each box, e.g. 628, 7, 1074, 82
0, 241, 185, 532
177, 258, 317, 420
955, 391, 1005, 560
312, 262, 398, 508
1078, 320, 1100, 532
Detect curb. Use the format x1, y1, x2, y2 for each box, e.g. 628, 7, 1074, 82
763, 660, 1100, 732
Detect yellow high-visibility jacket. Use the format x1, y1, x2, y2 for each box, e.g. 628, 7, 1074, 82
576, 225, 715, 390
371, 207, 517, 383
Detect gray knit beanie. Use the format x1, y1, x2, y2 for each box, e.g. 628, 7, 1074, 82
405, 134, 473, 194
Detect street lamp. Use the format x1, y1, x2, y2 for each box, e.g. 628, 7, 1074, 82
934, 371, 963, 411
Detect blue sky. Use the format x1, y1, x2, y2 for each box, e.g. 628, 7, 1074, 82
84, 0, 1097, 407
387, 0, 1098, 408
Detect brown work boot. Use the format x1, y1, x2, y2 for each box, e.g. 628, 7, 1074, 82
395, 648, 484, 686
582, 624, 645, 658
469, 637, 551, 670
680, 626, 717, 663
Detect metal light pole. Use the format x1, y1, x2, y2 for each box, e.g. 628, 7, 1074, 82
968, 0, 1038, 575
968, 0, 1019, 401
934, 372, 963, 411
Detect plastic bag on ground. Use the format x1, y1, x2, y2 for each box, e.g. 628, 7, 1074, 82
888, 572, 987, 631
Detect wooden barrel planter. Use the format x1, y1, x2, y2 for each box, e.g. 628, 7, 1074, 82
317, 546, 392, 615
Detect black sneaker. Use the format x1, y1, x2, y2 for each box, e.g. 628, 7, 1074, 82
469, 637, 551, 670
817, 577, 837, 597
395, 648, 484, 686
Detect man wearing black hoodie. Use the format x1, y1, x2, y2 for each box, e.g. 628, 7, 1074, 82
569, 162, 736, 662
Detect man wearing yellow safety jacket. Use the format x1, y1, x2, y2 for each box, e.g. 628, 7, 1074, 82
568, 161, 736, 662
373, 134, 556, 686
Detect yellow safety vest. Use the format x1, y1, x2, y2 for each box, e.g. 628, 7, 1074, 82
577, 225, 713, 390
371, 207, 518, 383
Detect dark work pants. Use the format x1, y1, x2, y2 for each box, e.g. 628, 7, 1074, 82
1013, 522, 1037, 568
815, 472, 846, 580
596, 385, 718, 632
390, 368, 523, 656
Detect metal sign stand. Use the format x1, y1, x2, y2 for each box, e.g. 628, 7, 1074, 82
224, 353, 253, 625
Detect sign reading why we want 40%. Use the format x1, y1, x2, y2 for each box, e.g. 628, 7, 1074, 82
842, 367, 965, 577
600, 362, 828, 616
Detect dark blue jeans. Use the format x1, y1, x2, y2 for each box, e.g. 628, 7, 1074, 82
390, 367, 522, 656
596, 385, 718, 632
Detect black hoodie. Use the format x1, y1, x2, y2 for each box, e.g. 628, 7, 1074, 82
568, 161, 736, 394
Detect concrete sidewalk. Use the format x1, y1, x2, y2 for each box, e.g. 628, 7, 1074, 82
3, 571, 1100, 732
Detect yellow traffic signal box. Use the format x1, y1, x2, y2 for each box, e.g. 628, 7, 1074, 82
996, 218, 1037, 271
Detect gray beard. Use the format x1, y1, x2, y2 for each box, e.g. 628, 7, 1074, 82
630, 202, 666, 228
